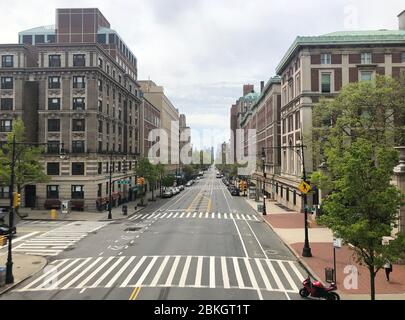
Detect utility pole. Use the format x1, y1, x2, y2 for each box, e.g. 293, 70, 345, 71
301, 142, 312, 258
108, 151, 113, 220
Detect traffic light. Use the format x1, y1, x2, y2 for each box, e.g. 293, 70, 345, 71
13, 192, 21, 208
137, 177, 145, 185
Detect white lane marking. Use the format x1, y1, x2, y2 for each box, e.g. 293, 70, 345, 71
192, 212, 197, 218
91, 257, 125, 288
288, 261, 306, 282
179, 256, 192, 287
120, 256, 147, 287
255, 258, 273, 291
150, 256, 170, 287
205, 212, 209, 218
265, 260, 285, 291
246, 215, 252, 221
167, 213, 173, 218
134, 256, 158, 286
253, 215, 259, 221
221, 257, 230, 289
77, 257, 114, 289
0, 232, 40, 250
232, 219, 249, 258
186, 213, 191, 218
236, 214, 241, 220
224, 213, 228, 219
165, 256, 180, 287
241, 214, 246, 220
199, 212, 203, 218
21, 259, 72, 291
211, 213, 215, 219
173, 212, 179, 218
230, 213, 234, 219
154, 213, 161, 219
180, 212, 186, 218
277, 261, 299, 292
209, 256, 215, 288
160, 213, 168, 218
61, 257, 103, 289
195, 257, 203, 287
105, 257, 136, 288
48, 258, 92, 290
233, 257, 245, 288
244, 258, 263, 300
244, 219, 268, 259
218, 213, 221, 219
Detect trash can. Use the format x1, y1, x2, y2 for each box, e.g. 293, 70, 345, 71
257, 204, 263, 213
325, 267, 335, 283
0, 266, 6, 287
122, 205, 128, 216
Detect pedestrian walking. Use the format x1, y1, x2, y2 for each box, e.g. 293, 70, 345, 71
384, 261, 393, 282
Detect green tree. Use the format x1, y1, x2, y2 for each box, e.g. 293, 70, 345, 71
182, 165, 194, 180
311, 76, 405, 300
0, 119, 49, 196
162, 175, 175, 187
156, 163, 166, 197
135, 158, 159, 204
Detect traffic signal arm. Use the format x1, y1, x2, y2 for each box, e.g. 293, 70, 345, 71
12, 192, 21, 208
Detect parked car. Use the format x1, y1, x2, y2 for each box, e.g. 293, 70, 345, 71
162, 188, 173, 198
186, 180, 193, 187
230, 188, 240, 196
179, 185, 185, 191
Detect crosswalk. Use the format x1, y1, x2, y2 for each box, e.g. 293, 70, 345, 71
12, 221, 109, 256
129, 212, 261, 222
17, 255, 306, 294
18, 221, 68, 227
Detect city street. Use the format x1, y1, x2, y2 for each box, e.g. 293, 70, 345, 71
0, 167, 306, 300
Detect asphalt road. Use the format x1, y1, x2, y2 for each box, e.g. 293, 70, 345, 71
0, 167, 306, 300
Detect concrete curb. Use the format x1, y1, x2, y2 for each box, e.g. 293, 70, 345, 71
0, 256, 48, 296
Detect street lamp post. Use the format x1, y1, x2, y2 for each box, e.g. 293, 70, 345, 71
299, 142, 312, 258
261, 147, 267, 216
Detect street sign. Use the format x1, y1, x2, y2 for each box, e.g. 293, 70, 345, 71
333, 238, 343, 249
298, 181, 311, 194
118, 180, 131, 185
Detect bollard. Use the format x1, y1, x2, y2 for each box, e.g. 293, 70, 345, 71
50, 209, 57, 220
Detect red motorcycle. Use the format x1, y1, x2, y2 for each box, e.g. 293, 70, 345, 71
299, 276, 340, 300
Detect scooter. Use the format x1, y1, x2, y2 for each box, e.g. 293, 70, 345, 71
299, 276, 340, 300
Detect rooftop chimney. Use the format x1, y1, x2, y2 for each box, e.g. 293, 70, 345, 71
260, 81, 265, 93
398, 10, 405, 30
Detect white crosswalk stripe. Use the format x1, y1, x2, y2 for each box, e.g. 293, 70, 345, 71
128, 212, 261, 222
12, 221, 108, 257
17, 255, 306, 294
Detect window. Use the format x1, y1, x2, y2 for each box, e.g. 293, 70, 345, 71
1, 77, 13, 89
22, 35, 33, 44
118, 93, 122, 103
47, 119, 60, 132
98, 100, 102, 112
107, 103, 109, 115
1, 55, 13, 67
119, 110, 122, 120
98, 120, 103, 133
47, 35, 56, 43
1, 98, 13, 110
107, 65, 110, 74
72, 162, 85, 175
72, 141, 85, 153
98, 58, 103, 68
97, 34, 106, 44
97, 184, 102, 197
72, 119, 85, 131
118, 75, 122, 84
48, 98, 61, 110
47, 141, 60, 154
73, 54, 86, 67
118, 126, 122, 136
98, 141, 103, 152
98, 162, 102, 174
402, 52, 405, 63
35, 35, 45, 44
106, 84, 110, 97
321, 53, 331, 65
293, 190, 296, 205
321, 72, 331, 93
361, 52, 372, 64
71, 185, 84, 199
73, 98, 85, 110
48, 76, 61, 89
73, 76, 85, 89
47, 163, 60, 175
48, 55, 61, 67
360, 71, 373, 82
0, 186, 10, 199
46, 185, 59, 199
98, 79, 103, 92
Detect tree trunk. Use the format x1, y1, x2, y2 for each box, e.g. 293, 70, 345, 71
369, 266, 376, 301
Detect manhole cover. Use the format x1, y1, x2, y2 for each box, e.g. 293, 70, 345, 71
125, 227, 142, 232
265, 249, 279, 255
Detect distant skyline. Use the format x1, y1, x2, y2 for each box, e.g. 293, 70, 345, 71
1, 0, 405, 151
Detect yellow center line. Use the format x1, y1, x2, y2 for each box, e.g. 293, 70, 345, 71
129, 287, 141, 300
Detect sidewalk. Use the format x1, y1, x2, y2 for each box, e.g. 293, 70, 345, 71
18, 189, 160, 222
0, 253, 47, 295
246, 197, 405, 299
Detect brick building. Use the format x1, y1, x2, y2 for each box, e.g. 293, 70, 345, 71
0, 8, 142, 212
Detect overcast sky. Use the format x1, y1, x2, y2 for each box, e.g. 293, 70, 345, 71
1, 0, 404, 150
